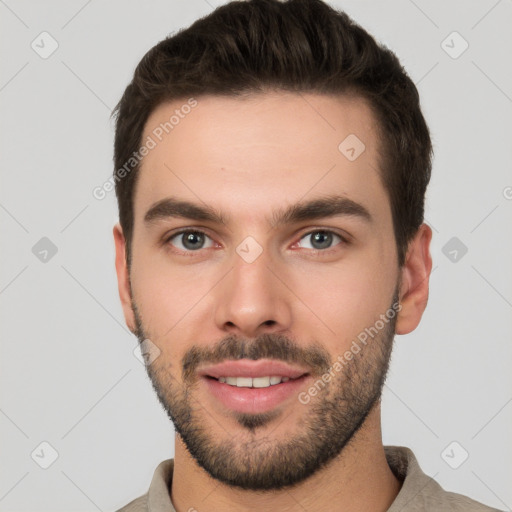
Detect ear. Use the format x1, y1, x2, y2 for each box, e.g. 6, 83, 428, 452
113, 223, 136, 333
395, 223, 433, 335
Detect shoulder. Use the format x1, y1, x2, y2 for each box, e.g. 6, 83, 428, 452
114, 494, 148, 512
385, 446, 503, 512
407, 485, 503, 511
114, 459, 174, 512
406, 487, 503, 512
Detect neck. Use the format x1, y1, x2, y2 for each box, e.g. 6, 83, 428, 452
170, 403, 401, 512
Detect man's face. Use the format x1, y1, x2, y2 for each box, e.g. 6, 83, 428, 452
122, 92, 403, 489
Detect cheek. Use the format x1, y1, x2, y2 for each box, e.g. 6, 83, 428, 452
129, 242, 214, 342
289, 254, 396, 350
132, 268, 209, 336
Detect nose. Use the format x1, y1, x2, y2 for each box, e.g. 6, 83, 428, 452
213, 249, 293, 339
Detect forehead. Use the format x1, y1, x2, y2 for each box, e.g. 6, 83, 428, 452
134, 92, 390, 230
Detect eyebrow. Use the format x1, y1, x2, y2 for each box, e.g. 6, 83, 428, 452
143, 195, 372, 227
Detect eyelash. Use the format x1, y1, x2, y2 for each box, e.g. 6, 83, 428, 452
163, 228, 350, 256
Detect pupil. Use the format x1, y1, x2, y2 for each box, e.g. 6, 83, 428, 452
183, 232, 203, 250
312, 231, 332, 249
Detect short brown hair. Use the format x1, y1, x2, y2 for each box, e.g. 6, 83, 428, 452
112, 0, 432, 267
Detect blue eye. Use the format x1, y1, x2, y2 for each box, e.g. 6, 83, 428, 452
165, 228, 346, 255
168, 230, 214, 251
298, 230, 344, 250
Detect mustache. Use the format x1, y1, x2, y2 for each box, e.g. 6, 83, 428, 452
181, 333, 332, 384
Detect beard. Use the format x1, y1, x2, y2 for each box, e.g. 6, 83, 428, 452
131, 288, 399, 491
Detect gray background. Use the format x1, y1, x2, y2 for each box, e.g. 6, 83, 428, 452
1, 0, 511, 510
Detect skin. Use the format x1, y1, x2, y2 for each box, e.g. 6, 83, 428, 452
114, 92, 432, 512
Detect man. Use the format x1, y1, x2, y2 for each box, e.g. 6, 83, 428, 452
112, 1, 501, 510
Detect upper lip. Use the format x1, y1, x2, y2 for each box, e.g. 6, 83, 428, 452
198, 359, 310, 379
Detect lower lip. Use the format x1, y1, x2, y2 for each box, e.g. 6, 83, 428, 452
202, 376, 310, 414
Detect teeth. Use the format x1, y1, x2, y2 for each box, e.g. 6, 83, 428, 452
252, 376, 270, 388
217, 376, 292, 388
236, 377, 252, 387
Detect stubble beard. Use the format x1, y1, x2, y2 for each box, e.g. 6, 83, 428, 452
131, 290, 398, 491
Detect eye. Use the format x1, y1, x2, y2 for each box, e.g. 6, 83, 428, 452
167, 230, 215, 252
297, 230, 345, 251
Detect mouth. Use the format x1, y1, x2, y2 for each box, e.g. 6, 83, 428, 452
213, 375, 297, 387
198, 359, 311, 414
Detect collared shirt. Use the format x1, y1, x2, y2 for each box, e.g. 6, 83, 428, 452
115, 446, 502, 511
